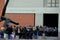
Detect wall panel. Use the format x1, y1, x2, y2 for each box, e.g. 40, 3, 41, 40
5, 13, 35, 27
0, 0, 4, 27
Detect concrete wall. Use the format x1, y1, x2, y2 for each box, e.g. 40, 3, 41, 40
35, 14, 43, 26
4, 0, 60, 34
6, 0, 60, 28
7, 0, 43, 7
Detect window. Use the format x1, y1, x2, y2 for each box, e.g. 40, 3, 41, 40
44, 0, 59, 7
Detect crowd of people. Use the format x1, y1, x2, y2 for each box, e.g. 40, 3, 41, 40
0, 25, 58, 40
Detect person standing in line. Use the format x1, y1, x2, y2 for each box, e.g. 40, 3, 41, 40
15, 25, 18, 37
29, 28, 33, 39
11, 26, 16, 40
0, 27, 5, 39
38, 26, 43, 36
18, 26, 21, 39
42, 25, 47, 38
6, 25, 13, 39
22, 27, 27, 39
33, 26, 38, 39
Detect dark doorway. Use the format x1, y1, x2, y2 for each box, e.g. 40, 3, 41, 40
43, 13, 58, 37
43, 14, 58, 28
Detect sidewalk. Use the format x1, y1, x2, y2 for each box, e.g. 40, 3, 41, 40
0, 36, 58, 40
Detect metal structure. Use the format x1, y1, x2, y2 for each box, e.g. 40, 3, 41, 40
0, 0, 19, 27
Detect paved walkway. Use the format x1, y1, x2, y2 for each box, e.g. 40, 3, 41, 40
0, 36, 58, 40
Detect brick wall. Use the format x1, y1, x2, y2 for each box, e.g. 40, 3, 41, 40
0, 0, 4, 27
5, 13, 35, 27
0, 0, 4, 16
0, 13, 35, 27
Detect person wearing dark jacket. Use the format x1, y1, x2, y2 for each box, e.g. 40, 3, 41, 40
6, 25, 13, 39
29, 28, 33, 39
15, 26, 18, 37
19, 27, 25, 39
23, 27, 27, 39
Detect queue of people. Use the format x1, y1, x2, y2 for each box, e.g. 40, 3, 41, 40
0, 25, 58, 40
